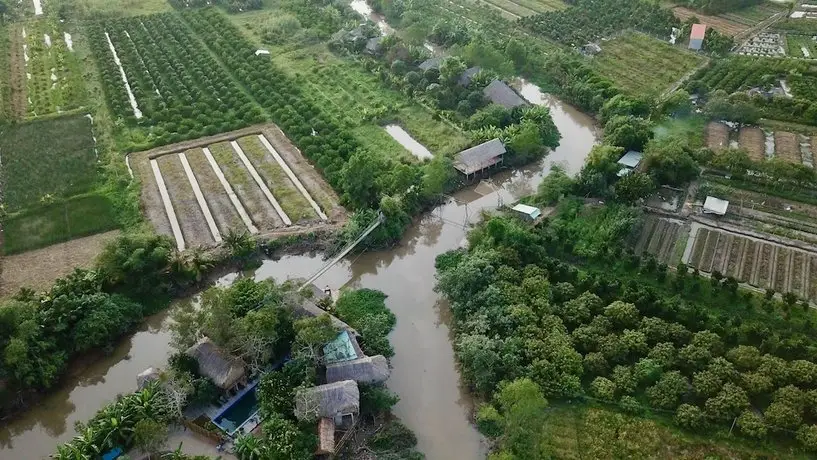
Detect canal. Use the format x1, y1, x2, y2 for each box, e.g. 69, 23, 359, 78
0, 93, 598, 460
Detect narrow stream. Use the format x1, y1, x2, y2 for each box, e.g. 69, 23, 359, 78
0, 92, 598, 460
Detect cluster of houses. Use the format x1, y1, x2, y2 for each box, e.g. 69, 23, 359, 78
137, 284, 390, 457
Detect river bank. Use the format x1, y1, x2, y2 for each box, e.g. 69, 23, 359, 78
0, 92, 598, 460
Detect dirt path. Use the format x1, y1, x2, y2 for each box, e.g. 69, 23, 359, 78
184, 148, 248, 235
0, 230, 119, 298
208, 141, 283, 231
156, 154, 215, 248
261, 127, 344, 221
9, 25, 27, 119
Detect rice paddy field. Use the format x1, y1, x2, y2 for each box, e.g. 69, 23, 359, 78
592, 32, 705, 97
0, 114, 118, 254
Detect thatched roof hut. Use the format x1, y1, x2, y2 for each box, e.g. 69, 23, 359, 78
317, 418, 336, 455
295, 380, 360, 421
185, 337, 246, 390
326, 355, 390, 384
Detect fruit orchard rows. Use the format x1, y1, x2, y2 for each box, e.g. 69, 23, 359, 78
519, 0, 679, 45
179, 8, 359, 190
87, 13, 265, 147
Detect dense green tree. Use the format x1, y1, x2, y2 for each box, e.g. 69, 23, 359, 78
764, 401, 802, 430
494, 378, 549, 460
704, 383, 749, 420
603, 116, 653, 152
675, 404, 706, 432
591, 377, 616, 400
643, 138, 700, 186
614, 172, 655, 203
737, 410, 768, 439
647, 371, 689, 410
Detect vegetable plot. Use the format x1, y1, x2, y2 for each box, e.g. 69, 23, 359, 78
87, 13, 265, 149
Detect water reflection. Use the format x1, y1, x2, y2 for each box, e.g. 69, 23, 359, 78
0, 91, 598, 460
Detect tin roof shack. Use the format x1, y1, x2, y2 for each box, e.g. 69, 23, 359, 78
483, 80, 529, 109
511, 204, 541, 222
617, 150, 643, 177
454, 138, 506, 178
689, 24, 706, 50
186, 337, 246, 391
703, 196, 729, 216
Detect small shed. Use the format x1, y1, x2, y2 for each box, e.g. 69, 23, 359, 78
616, 150, 643, 177
511, 203, 541, 221
689, 24, 706, 50
185, 337, 246, 391
295, 380, 360, 422
326, 355, 390, 384
483, 80, 528, 109
454, 138, 506, 177
458, 66, 481, 86
703, 196, 729, 215
419, 57, 443, 72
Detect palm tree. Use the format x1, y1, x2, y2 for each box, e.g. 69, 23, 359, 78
234, 434, 265, 460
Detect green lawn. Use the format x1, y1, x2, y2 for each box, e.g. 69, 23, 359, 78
0, 114, 98, 211
3, 193, 118, 254
593, 32, 705, 97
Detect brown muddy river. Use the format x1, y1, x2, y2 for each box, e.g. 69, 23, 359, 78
0, 93, 597, 460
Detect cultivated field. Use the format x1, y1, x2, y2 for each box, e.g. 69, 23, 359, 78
633, 216, 690, 265
774, 131, 801, 164
87, 12, 265, 149
706, 121, 730, 152
6, 18, 85, 119
133, 125, 342, 251
738, 126, 766, 161
787, 34, 817, 58
687, 226, 817, 300
0, 114, 118, 254
672, 7, 748, 36
592, 33, 705, 97
477, 0, 565, 17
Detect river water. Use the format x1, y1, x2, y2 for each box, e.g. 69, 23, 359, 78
0, 93, 597, 460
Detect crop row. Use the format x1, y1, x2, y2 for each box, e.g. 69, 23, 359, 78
87, 13, 265, 146
688, 228, 817, 299
25, 19, 85, 117
180, 8, 359, 190
519, 0, 678, 45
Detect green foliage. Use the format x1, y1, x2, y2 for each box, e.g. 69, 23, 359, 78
490, 378, 549, 460
237, 414, 315, 460
359, 383, 399, 418
96, 232, 174, 298
133, 418, 169, 457
643, 137, 700, 187
334, 289, 396, 357
680, 0, 762, 14
476, 404, 504, 438
257, 359, 315, 419
675, 404, 706, 432
519, 0, 679, 45
603, 116, 653, 152
370, 420, 419, 452
55, 383, 171, 458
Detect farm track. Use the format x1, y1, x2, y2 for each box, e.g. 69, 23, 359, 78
8, 25, 26, 120
183, 148, 246, 235
208, 141, 283, 231
156, 154, 214, 247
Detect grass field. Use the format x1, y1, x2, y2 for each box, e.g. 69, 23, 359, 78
0, 114, 98, 211
3, 194, 118, 254
542, 404, 797, 459
672, 6, 749, 36
593, 32, 705, 97
70, 0, 172, 16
